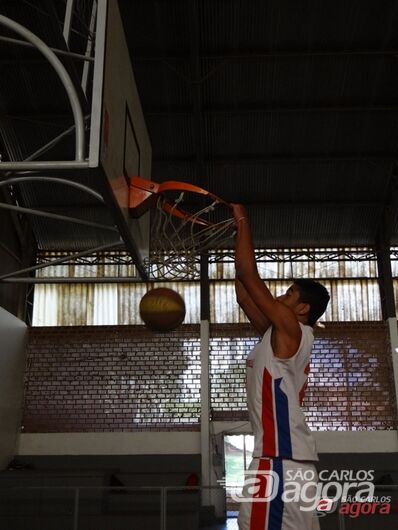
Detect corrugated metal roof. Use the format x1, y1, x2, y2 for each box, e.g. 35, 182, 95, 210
247, 205, 383, 248
121, 0, 398, 249
1, 0, 398, 257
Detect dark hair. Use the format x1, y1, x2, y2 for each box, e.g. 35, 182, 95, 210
293, 279, 330, 326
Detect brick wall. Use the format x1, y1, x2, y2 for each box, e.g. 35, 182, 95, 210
23, 325, 202, 432
309, 322, 397, 430
210, 322, 397, 430
22, 322, 397, 432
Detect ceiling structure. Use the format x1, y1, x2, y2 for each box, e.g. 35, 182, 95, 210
0, 0, 149, 279
0, 0, 398, 266
0, 0, 120, 252
119, 0, 398, 249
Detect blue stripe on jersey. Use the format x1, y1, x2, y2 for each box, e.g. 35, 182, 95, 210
268, 458, 284, 529
274, 378, 293, 458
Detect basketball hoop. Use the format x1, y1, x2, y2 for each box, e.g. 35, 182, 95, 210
129, 176, 236, 279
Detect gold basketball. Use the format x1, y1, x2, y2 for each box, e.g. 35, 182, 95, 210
139, 288, 186, 332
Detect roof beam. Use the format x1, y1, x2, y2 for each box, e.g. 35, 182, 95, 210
153, 154, 396, 164
133, 49, 398, 62
146, 104, 398, 117
233, 201, 383, 208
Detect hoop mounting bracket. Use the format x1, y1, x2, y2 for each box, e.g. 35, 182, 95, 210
129, 175, 160, 218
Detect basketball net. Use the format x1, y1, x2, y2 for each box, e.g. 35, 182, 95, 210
146, 194, 236, 279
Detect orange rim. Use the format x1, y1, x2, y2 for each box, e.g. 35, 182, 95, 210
129, 176, 231, 225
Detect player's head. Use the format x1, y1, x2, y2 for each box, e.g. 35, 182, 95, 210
293, 279, 330, 326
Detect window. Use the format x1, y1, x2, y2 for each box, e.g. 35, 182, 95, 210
32, 249, 389, 326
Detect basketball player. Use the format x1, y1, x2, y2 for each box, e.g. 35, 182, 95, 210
232, 204, 330, 530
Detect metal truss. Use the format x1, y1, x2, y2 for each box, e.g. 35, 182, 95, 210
0, 242, 125, 282
209, 248, 382, 263
35, 250, 137, 267
34, 247, 391, 268
4, 246, 393, 285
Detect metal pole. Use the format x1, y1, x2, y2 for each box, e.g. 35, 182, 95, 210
81, 0, 97, 94
0, 241, 123, 280
1, 275, 206, 284
1, 277, 141, 284
0, 15, 85, 161
73, 487, 79, 530
0, 36, 94, 62
0, 176, 104, 203
160, 487, 167, 530
63, 0, 75, 46
0, 161, 89, 170
0, 202, 118, 232
88, 0, 107, 167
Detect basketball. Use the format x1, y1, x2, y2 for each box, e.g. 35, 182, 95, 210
139, 288, 186, 332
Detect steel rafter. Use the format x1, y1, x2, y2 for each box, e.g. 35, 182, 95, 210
0, 35, 94, 62
133, 49, 398, 62
2, 274, 385, 284
0, 241, 124, 281
209, 249, 380, 263
154, 154, 395, 164
35, 251, 136, 267
146, 104, 398, 117
0, 202, 118, 232
32, 247, 398, 267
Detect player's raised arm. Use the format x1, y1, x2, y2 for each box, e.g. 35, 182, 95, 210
235, 278, 271, 336
232, 203, 303, 353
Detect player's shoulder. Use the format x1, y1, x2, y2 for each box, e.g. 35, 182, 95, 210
299, 322, 314, 335
296, 323, 314, 358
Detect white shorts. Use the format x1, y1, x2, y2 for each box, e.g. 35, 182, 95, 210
237, 458, 320, 530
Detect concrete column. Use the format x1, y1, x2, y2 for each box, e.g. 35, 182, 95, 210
387, 317, 398, 425
200, 254, 211, 505
0, 307, 27, 469
376, 235, 398, 429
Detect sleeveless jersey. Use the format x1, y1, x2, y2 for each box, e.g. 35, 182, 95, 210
246, 323, 318, 461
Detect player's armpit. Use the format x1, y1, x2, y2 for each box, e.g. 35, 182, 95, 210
271, 325, 302, 359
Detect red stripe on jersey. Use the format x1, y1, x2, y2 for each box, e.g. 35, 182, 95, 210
299, 382, 307, 406
249, 458, 271, 530
262, 368, 276, 456
299, 363, 311, 405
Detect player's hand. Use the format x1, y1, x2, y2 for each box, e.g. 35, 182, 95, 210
231, 203, 248, 224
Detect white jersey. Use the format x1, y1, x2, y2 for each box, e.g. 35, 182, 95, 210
246, 323, 318, 461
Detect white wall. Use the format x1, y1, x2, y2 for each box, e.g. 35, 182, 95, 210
18, 432, 200, 455
0, 307, 27, 469
18, 427, 398, 456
